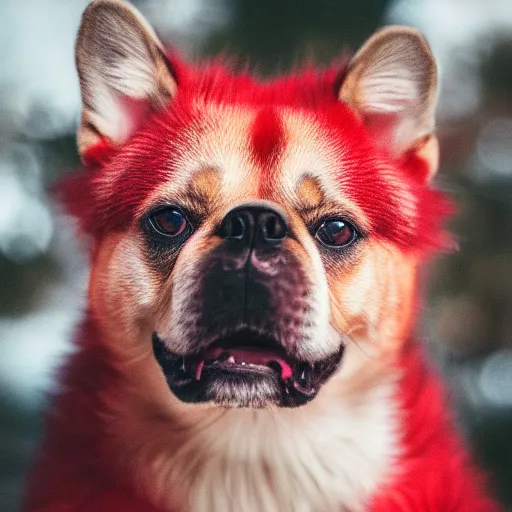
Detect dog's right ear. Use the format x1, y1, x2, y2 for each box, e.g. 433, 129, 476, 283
75, 0, 177, 161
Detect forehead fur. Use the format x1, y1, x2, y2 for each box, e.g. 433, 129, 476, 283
251, 108, 284, 169
58, 55, 452, 255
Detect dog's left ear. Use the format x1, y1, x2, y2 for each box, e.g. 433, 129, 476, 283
339, 26, 439, 179
75, 0, 177, 160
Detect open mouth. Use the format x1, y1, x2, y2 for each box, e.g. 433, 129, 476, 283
153, 329, 344, 408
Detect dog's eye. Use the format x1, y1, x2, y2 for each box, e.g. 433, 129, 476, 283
315, 218, 357, 247
150, 208, 189, 237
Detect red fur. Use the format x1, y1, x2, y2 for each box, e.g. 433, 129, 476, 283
250, 107, 285, 196
23, 317, 162, 512
369, 344, 501, 511
33, 52, 500, 511
251, 107, 284, 169
23, 315, 502, 511
57, 56, 452, 253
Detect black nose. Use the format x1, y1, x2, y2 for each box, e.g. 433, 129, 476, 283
219, 205, 288, 247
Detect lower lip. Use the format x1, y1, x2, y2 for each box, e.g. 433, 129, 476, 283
152, 333, 345, 408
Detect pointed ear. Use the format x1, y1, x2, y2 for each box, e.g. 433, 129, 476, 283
339, 26, 439, 179
75, 0, 177, 160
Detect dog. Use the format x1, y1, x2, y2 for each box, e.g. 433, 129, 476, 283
23, 0, 503, 511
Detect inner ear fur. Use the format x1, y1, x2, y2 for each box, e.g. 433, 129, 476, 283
75, 0, 177, 159
339, 26, 439, 179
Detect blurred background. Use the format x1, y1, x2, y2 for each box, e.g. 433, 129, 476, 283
1, 0, 511, 509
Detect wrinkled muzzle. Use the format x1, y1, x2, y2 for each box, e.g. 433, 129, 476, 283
153, 202, 344, 408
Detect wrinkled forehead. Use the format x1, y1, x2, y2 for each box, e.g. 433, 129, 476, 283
140, 101, 376, 225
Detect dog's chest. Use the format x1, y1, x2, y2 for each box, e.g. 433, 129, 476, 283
149, 379, 398, 512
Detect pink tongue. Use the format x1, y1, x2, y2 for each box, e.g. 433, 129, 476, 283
200, 347, 293, 380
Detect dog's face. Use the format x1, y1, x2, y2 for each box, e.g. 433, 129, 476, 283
65, 0, 450, 410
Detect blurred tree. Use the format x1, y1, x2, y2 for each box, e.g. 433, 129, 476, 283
203, 0, 390, 74
428, 37, 512, 508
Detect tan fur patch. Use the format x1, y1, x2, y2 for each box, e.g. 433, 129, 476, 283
179, 167, 222, 217
297, 176, 324, 210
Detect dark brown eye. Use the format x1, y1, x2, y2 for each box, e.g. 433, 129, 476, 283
150, 208, 188, 237
316, 218, 357, 247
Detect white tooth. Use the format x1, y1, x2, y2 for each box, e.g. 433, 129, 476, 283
227, 356, 236, 364
241, 362, 246, 365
